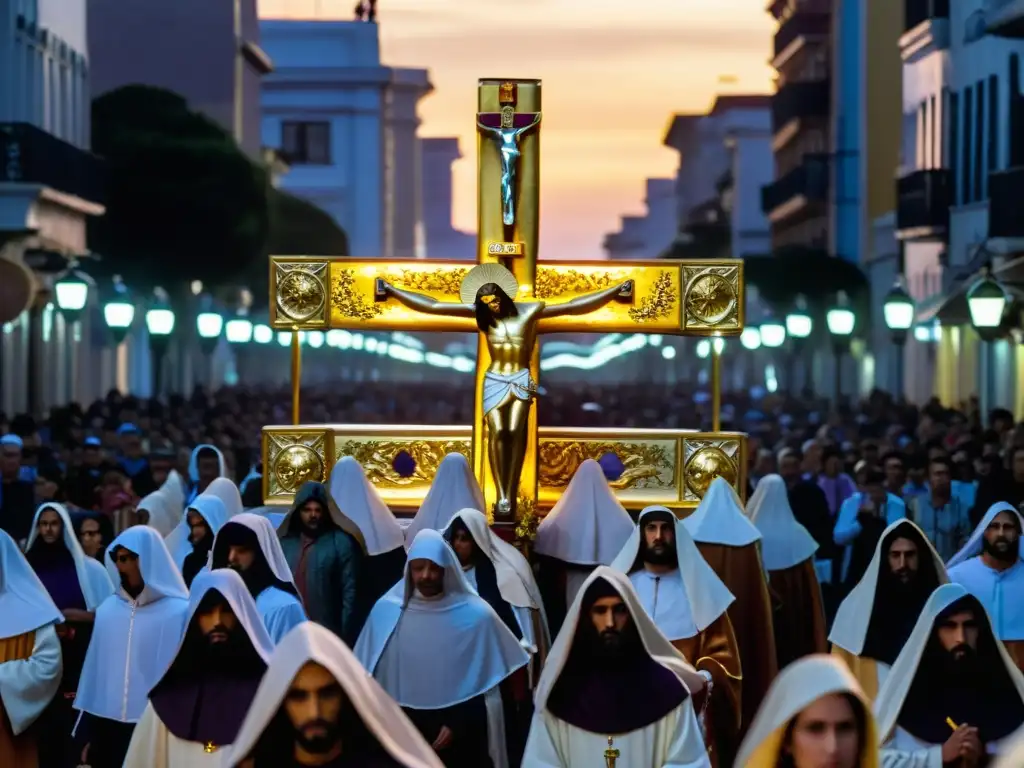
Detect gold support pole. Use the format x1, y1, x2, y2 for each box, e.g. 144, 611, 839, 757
290, 329, 302, 425
711, 341, 722, 432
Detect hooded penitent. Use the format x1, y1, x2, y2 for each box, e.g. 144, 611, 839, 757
223, 622, 445, 768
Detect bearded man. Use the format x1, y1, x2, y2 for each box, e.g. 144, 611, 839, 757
875, 584, 1024, 761
523, 567, 710, 767
948, 501, 1024, 672
611, 505, 738, 766
123, 569, 274, 765
830, 519, 947, 700
211, 513, 307, 642
224, 622, 443, 767
278, 481, 361, 642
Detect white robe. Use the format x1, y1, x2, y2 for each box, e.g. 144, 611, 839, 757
525, 567, 711, 768
123, 703, 228, 767
523, 703, 710, 768
881, 725, 1008, 767
948, 556, 1024, 640
73, 588, 189, 723
255, 585, 306, 643
355, 531, 529, 768
0, 624, 62, 736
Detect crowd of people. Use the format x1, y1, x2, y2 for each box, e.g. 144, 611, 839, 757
0, 384, 1023, 766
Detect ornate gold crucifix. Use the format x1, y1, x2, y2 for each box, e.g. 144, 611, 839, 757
263, 79, 747, 525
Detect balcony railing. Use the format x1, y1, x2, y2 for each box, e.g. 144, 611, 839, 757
761, 154, 830, 216
989, 167, 1024, 239
0, 122, 105, 204
895, 169, 950, 237
904, 0, 950, 31
774, 11, 830, 60
772, 80, 830, 134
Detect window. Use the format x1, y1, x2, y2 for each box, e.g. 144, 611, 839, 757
949, 90, 960, 205
929, 95, 938, 167
280, 121, 331, 165
975, 80, 985, 199
963, 86, 973, 203
989, 75, 999, 173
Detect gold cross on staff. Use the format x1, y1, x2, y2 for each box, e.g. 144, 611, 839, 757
263, 78, 747, 526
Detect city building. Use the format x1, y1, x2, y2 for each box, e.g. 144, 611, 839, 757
0, 0, 106, 415
663, 95, 773, 259
893, 0, 952, 403
88, 0, 271, 156
421, 137, 474, 260
899, 0, 1024, 414
259, 19, 432, 258
603, 96, 772, 262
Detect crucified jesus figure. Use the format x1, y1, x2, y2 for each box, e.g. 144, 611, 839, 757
477, 114, 541, 227
377, 265, 633, 517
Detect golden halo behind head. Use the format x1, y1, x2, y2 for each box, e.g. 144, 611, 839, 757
460, 263, 520, 305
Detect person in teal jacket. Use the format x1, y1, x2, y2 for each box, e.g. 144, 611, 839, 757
277, 481, 362, 642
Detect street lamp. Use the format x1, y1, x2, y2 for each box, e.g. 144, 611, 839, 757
54, 269, 92, 324
883, 278, 915, 399
695, 339, 711, 359
103, 297, 135, 344
226, 317, 254, 344
759, 317, 786, 348
252, 324, 273, 344
827, 291, 856, 406
740, 328, 761, 350
785, 295, 813, 340
966, 268, 1008, 338
196, 311, 224, 355
146, 295, 175, 396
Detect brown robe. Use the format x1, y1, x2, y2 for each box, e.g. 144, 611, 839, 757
695, 541, 777, 740
767, 558, 828, 669
671, 611, 742, 768
0, 632, 38, 768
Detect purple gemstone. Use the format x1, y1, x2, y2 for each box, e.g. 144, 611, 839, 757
598, 451, 625, 481
392, 450, 416, 478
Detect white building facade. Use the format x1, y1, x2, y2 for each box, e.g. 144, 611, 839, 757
260, 20, 432, 259
896, 0, 1024, 412
0, 0, 107, 415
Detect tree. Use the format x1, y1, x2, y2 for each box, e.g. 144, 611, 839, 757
88, 86, 269, 294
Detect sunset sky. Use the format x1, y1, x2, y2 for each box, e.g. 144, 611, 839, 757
259, 0, 776, 258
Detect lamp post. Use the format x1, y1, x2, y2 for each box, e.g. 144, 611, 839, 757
103, 292, 135, 345
826, 291, 856, 407
54, 267, 94, 404
883, 279, 914, 400
145, 295, 175, 397
759, 317, 787, 350
785, 294, 813, 393
967, 268, 1008, 414
54, 269, 92, 324
196, 311, 224, 355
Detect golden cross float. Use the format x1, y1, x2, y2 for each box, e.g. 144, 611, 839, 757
262, 78, 747, 528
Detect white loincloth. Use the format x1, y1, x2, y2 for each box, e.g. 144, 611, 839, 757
483, 369, 544, 415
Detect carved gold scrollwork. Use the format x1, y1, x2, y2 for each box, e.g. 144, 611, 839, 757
394, 269, 469, 296
534, 269, 622, 299
628, 271, 676, 323
331, 269, 384, 321
682, 265, 740, 331
266, 432, 328, 496
537, 440, 675, 490
335, 439, 472, 487
275, 262, 329, 324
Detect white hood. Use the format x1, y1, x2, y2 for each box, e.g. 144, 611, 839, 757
947, 501, 1024, 568
327, 457, 405, 555
683, 476, 761, 546
406, 453, 485, 546
746, 474, 818, 570
534, 459, 634, 566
